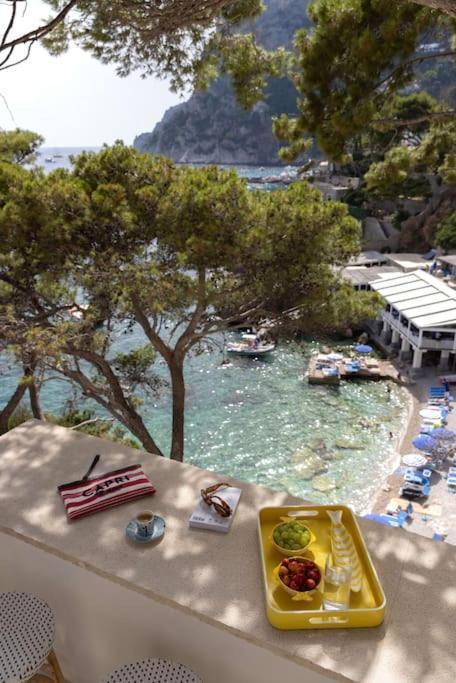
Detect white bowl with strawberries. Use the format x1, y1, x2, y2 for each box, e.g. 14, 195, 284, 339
275, 556, 322, 601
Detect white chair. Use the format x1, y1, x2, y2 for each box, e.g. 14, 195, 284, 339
101, 658, 202, 683
0, 592, 64, 682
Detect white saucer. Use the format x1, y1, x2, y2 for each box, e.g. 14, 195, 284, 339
126, 515, 165, 544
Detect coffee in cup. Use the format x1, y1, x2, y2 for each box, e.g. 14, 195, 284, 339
135, 511, 155, 538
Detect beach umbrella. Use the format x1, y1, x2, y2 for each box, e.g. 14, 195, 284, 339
419, 408, 442, 420
412, 434, 438, 452
402, 453, 427, 468
355, 344, 373, 353
430, 427, 455, 440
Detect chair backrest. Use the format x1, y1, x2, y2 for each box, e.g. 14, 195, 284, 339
102, 658, 202, 683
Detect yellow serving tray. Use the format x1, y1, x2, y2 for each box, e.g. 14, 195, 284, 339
258, 504, 386, 630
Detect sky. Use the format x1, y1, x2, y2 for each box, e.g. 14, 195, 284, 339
0, 2, 182, 147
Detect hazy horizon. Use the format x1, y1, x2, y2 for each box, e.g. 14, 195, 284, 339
1, 2, 182, 147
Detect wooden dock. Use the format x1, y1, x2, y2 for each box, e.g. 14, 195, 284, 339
307, 354, 399, 385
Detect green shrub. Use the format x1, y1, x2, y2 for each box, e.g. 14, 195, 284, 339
392, 209, 411, 231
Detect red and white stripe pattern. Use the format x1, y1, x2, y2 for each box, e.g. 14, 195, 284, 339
58, 464, 155, 521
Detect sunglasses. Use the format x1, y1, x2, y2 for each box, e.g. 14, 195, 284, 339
200, 482, 232, 517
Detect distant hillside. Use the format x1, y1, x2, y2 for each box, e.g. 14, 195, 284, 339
134, 0, 311, 166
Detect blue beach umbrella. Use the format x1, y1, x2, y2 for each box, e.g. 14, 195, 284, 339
412, 434, 438, 452
430, 427, 455, 441
355, 344, 373, 353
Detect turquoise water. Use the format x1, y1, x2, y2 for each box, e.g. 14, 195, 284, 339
160, 340, 407, 514
2, 149, 409, 514
0, 334, 408, 515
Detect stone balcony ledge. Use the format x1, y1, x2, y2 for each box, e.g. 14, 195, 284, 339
1, 420, 455, 682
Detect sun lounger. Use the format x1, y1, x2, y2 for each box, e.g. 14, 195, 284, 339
404, 472, 430, 486
364, 513, 405, 528
432, 533, 445, 541
421, 418, 443, 426
420, 424, 433, 434
400, 484, 430, 500
447, 476, 456, 492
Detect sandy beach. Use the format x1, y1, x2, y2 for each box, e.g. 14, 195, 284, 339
371, 366, 456, 544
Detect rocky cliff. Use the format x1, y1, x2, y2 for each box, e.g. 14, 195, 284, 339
134, 0, 311, 166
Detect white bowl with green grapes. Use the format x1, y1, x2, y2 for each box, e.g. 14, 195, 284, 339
271, 520, 314, 556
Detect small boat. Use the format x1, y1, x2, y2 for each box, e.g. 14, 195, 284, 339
44, 156, 55, 163
227, 342, 276, 356
226, 334, 276, 357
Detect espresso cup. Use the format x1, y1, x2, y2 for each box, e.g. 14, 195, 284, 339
135, 511, 155, 538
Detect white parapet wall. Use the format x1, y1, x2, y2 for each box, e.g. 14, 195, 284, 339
0, 531, 335, 683
2, 421, 456, 683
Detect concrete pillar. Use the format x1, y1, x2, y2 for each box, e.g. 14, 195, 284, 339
391, 329, 400, 344
401, 338, 411, 353
440, 349, 450, 370
412, 348, 423, 369
381, 319, 391, 335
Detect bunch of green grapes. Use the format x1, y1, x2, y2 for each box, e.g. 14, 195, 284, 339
273, 522, 310, 550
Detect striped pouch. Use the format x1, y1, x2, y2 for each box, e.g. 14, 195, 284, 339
58, 464, 156, 521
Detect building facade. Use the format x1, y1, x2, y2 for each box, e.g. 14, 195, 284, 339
370, 270, 456, 370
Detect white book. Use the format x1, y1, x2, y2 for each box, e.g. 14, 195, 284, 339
189, 486, 242, 532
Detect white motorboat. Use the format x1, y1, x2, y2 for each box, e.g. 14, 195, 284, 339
226, 334, 276, 357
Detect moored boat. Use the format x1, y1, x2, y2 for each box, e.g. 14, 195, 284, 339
227, 341, 276, 356
227, 333, 276, 356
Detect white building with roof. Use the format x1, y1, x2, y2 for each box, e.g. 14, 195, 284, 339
371, 269, 456, 370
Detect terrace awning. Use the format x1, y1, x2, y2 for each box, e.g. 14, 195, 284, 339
371, 270, 456, 330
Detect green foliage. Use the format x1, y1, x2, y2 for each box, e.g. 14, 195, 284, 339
50, 409, 140, 448
0, 140, 376, 457
348, 205, 367, 221
365, 118, 456, 195
195, 33, 289, 109
7, 404, 32, 431
273, 1, 441, 160
0, 129, 44, 166
43, 0, 265, 91
436, 211, 456, 249
365, 146, 413, 195
343, 186, 368, 207
392, 209, 411, 231
6, 405, 140, 448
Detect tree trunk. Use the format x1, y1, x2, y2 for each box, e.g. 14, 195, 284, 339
123, 411, 165, 457
0, 379, 28, 435
170, 357, 185, 462
28, 379, 43, 420
411, 0, 456, 17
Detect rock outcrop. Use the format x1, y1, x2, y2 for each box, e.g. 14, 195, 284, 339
400, 185, 456, 250
134, 0, 311, 165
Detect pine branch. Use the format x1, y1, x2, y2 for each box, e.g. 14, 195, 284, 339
411, 0, 456, 17
374, 110, 456, 127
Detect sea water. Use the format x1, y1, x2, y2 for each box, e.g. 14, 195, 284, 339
1, 149, 409, 514
0, 334, 408, 514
